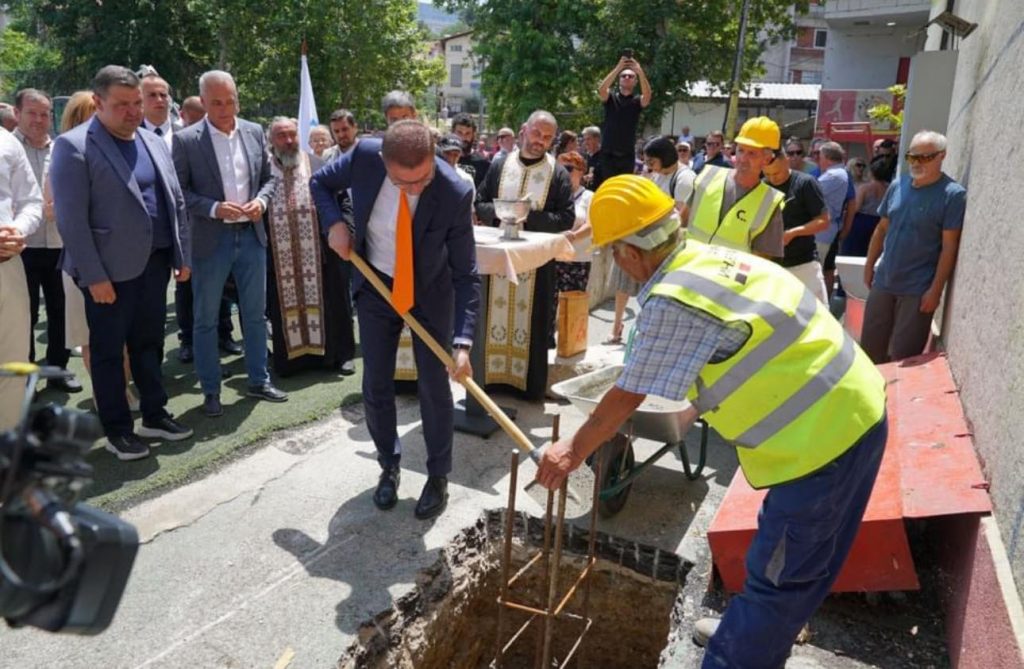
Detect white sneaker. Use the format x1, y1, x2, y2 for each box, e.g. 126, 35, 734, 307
692, 617, 720, 647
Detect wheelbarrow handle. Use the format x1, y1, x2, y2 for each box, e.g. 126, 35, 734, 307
349, 252, 540, 458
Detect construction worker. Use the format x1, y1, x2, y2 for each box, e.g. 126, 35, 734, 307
536, 176, 889, 669
683, 117, 785, 260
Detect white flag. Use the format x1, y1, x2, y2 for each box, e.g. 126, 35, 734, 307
298, 52, 319, 154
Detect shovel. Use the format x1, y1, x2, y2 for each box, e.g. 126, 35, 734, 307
348, 251, 596, 510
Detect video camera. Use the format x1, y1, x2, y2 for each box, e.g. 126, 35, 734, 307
0, 363, 138, 634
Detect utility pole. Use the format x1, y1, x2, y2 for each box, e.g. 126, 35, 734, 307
724, 0, 752, 140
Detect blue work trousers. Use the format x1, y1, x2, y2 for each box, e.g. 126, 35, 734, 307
703, 415, 889, 669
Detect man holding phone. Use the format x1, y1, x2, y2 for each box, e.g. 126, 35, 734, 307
597, 51, 652, 179
597, 51, 654, 344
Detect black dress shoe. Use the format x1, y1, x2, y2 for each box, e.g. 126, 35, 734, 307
414, 476, 448, 520
178, 343, 194, 363
203, 394, 223, 417
373, 466, 401, 510
219, 337, 243, 355
247, 383, 288, 402
47, 373, 83, 393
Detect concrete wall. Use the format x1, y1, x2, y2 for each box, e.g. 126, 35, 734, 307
941, 0, 1024, 602
823, 24, 927, 89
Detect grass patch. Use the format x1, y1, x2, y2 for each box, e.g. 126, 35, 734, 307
30, 288, 362, 512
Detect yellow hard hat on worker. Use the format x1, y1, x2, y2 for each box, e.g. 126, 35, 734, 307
589, 175, 681, 249
734, 116, 781, 150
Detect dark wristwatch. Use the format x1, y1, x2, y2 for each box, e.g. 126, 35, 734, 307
452, 343, 472, 352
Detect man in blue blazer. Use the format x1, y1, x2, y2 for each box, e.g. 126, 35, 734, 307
310, 120, 480, 519
173, 70, 286, 417
50, 65, 193, 461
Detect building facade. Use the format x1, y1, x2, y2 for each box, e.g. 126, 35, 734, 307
437, 30, 482, 116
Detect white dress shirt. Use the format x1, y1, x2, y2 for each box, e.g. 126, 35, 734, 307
205, 118, 251, 222
143, 118, 174, 151
12, 128, 57, 248
366, 177, 420, 277
0, 128, 42, 237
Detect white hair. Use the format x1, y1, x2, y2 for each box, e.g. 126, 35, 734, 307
198, 70, 236, 98
911, 130, 947, 152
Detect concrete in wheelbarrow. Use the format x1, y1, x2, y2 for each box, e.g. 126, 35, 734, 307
0, 298, 957, 668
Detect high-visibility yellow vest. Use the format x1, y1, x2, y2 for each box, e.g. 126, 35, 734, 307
646, 240, 886, 488
687, 166, 784, 252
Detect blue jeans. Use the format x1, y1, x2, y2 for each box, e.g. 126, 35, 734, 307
191, 225, 269, 395
703, 415, 888, 669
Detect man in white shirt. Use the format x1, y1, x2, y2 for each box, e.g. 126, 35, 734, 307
0, 126, 43, 429
173, 70, 286, 418
138, 68, 178, 151
13, 88, 82, 392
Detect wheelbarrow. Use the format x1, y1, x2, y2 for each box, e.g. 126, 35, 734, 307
551, 365, 709, 517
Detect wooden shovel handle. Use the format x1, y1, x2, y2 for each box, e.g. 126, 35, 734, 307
349, 252, 538, 456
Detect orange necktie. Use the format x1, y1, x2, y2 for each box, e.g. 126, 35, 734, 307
392, 190, 415, 314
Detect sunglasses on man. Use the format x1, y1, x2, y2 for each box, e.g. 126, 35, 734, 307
786, 149, 804, 156
905, 151, 943, 165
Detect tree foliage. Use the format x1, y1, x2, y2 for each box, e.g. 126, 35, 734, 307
0, 26, 61, 97
440, 0, 807, 129
4, 0, 444, 124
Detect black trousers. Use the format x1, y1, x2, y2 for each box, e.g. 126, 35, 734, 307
22, 248, 69, 368
83, 249, 172, 438
174, 277, 235, 345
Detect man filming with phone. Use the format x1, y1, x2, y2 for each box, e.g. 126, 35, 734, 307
597, 51, 652, 179
598, 51, 653, 345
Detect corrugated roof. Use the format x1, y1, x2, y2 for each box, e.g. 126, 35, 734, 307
685, 81, 821, 102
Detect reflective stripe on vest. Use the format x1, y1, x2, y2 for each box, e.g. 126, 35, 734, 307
658, 269, 819, 415
646, 241, 887, 488
688, 168, 783, 252
735, 333, 858, 447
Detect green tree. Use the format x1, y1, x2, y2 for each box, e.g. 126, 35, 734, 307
440, 0, 805, 130
0, 27, 60, 97
7, 0, 443, 124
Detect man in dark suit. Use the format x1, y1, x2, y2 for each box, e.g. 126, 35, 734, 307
173, 70, 286, 418
50, 65, 193, 461
310, 121, 480, 520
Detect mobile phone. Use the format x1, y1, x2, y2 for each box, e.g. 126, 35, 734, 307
621, 48, 634, 59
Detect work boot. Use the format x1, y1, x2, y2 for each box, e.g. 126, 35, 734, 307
692, 617, 720, 647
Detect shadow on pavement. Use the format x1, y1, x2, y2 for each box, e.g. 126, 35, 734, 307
272, 491, 440, 635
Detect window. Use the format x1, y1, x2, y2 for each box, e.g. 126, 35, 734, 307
802, 70, 822, 84
814, 29, 827, 48
450, 64, 463, 87
449, 44, 463, 52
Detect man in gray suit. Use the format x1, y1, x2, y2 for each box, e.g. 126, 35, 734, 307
50, 65, 193, 460
173, 70, 286, 417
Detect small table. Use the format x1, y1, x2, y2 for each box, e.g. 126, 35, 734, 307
454, 226, 574, 436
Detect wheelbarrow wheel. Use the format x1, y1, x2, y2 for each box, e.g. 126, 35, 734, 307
591, 434, 636, 518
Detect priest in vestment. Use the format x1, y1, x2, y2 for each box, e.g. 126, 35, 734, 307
476, 110, 575, 400
266, 117, 355, 377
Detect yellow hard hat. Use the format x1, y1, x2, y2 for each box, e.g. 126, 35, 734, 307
735, 116, 781, 150
590, 175, 677, 248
